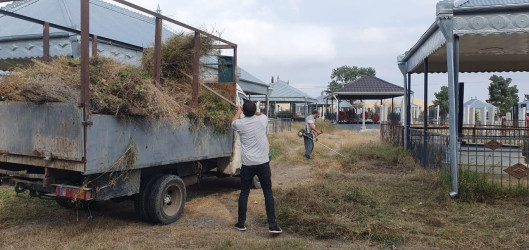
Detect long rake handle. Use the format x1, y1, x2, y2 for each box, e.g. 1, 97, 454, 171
182, 72, 237, 107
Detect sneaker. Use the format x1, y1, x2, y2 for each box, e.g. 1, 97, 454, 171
234, 223, 247, 231
269, 225, 282, 234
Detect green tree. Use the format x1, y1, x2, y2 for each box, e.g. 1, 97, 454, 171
486, 75, 519, 116
433, 86, 449, 118
325, 65, 375, 94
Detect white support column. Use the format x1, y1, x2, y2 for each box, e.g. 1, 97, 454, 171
491, 107, 498, 125
361, 105, 366, 130
436, 105, 440, 125
464, 105, 469, 125
480, 108, 486, 125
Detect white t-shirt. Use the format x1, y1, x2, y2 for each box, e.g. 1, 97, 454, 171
305, 115, 315, 134
231, 115, 270, 166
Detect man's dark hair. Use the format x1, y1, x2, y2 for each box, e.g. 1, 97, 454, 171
312, 110, 319, 115
243, 100, 257, 117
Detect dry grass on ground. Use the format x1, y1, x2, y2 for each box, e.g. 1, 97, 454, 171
1, 124, 529, 249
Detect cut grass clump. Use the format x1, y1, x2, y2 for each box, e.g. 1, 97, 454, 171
276, 172, 404, 246
0, 33, 233, 133
340, 142, 417, 172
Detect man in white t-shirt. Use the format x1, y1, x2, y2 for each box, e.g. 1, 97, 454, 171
231, 100, 282, 234
304, 110, 322, 160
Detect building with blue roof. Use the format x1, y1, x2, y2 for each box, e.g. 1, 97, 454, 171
251, 78, 317, 119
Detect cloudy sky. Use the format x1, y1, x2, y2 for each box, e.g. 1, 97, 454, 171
3, 0, 529, 102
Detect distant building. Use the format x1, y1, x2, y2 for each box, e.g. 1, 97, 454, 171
463, 98, 497, 125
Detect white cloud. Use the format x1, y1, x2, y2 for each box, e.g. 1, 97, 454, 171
218, 19, 336, 68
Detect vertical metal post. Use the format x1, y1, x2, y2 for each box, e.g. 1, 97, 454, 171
337, 96, 340, 123
454, 35, 463, 136
43, 22, 50, 62
153, 17, 162, 88
458, 83, 464, 135
331, 97, 334, 123
92, 35, 98, 57
402, 73, 408, 149
233, 45, 238, 103
80, 0, 90, 162
192, 31, 201, 106
407, 73, 412, 147
447, 36, 458, 197
423, 58, 429, 168
80, 0, 89, 117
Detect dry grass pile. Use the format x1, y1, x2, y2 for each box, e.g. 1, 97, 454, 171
0, 33, 233, 132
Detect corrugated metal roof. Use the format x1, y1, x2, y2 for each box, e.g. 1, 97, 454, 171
0, 0, 174, 48
250, 79, 317, 103
463, 98, 497, 109
269, 80, 314, 99
455, 0, 529, 7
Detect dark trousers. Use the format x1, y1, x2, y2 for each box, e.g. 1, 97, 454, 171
304, 134, 314, 159
238, 162, 276, 227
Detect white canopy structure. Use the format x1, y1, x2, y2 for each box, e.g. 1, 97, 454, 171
398, 0, 529, 196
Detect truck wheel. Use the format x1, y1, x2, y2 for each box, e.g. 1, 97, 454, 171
252, 175, 262, 189
147, 175, 186, 225
134, 175, 159, 223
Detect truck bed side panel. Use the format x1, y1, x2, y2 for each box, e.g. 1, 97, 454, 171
0, 102, 85, 162
85, 115, 233, 175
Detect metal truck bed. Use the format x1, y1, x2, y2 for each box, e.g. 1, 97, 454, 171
0, 102, 233, 174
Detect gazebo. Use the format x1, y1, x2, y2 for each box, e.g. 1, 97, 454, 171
334, 75, 404, 130
398, 0, 529, 196
250, 79, 317, 119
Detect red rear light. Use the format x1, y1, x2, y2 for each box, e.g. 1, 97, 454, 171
54, 185, 93, 201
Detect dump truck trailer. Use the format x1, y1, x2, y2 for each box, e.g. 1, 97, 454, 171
0, 99, 245, 224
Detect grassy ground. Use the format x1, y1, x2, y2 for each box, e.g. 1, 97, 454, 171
1, 124, 529, 249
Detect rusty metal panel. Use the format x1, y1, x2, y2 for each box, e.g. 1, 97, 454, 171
85, 115, 233, 175
0, 102, 85, 162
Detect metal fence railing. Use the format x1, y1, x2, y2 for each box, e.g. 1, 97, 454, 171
268, 118, 292, 134
382, 123, 529, 190
380, 123, 404, 147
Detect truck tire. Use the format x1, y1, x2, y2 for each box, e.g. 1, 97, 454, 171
252, 175, 262, 189
146, 175, 186, 225
134, 175, 159, 223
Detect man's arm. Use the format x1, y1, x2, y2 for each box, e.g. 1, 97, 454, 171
309, 123, 321, 135
231, 106, 243, 124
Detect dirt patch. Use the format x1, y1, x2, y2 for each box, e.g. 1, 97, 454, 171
271, 161, 311, 188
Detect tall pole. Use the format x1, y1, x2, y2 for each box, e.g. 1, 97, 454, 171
153, 17, 162, 88
407, 73, 412, 148
43, 22, 50, 62
423, 58, 429, 168
398, 58, 408, 150
80, 0, 90, 162
192, 31, 201, 106
438, 4, 458, 197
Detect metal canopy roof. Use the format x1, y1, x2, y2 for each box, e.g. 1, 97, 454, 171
0, 0, 174, 48
250, 79, 317, 103
463, 98, 497, 109
315, 95, 353, 107
399, 0, 529, 74
334, 76, 404, 100
237, 67, 269, 95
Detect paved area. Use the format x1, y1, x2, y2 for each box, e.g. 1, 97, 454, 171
336, 124, 380, 131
